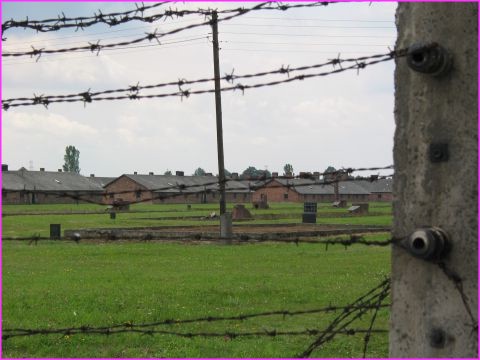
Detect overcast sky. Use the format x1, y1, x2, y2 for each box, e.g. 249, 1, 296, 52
2, 1, 397, 177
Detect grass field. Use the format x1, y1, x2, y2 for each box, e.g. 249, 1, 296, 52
2, 202, 393, 357
2, 202, 392, 238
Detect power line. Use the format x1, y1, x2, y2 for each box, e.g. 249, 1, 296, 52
2, 30, 209, 52
2, 38, 209, 66
221, 48, 389, 55
219, 31, 395, 38
222, 23, 395, 29
241, 15, 394, 23
222, 40, 393, 47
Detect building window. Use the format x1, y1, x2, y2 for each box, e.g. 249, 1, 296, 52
109, 194, 114, 199
135, 191, 142, 200
233, 193, 237, 199
378, 194, 382, 199
284, 193, 288, 200
243, 194, 247, 200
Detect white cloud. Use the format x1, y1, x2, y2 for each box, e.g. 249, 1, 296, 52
5, 112, 98, 137
2, 2, 398, 176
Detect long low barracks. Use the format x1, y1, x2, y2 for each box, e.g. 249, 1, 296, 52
2, 167, 393, 205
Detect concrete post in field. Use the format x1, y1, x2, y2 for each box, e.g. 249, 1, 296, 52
211, 11, 232, 242
391, 3, 477, 357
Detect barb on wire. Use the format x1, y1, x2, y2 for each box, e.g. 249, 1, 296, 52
298, 277, 390, 358
2, 50, 409, 110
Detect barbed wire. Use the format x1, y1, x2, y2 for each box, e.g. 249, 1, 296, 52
249, 235, 401, 248
2, 166, 393, 209
2, 51, 404, 108
3, 303, 388, 336
2, 49, 406, 110
1, 4, 272, 59
298, 277, 390, 357
437, 262, 478, 334
2, 2, 333, 37
2, 326, 387, 341
3, 277, 389, 344
2, 231, 398, 246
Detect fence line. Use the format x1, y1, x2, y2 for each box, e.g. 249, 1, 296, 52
3, 50, 406, 110
298, 277, 390, 357
3, 277, 389, 355
2, 170, 393, 208
2, 2, 333, 36
3, 53, 400, 105
3, 2, 399, 356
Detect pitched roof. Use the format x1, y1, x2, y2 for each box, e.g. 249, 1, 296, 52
2, 171, 31, 191
86, 176, 116, 188
118, 174, 251, 193
2, 170, 104, 192
261, 178, 371, 195
354, 178, 393, 193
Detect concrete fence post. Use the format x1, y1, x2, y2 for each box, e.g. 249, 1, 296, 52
391, 3, 477, 357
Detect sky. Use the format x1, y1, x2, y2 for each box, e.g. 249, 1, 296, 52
1, 1, 398, 178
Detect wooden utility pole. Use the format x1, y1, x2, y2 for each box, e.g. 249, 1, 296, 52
211, 11, 232, 240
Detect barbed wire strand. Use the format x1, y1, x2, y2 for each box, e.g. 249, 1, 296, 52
2, 51, 402, 106
2, 326, 386, 341
2, 2, 334, 55
437, 262, 478, 333
3, 303, 388, 336
2, 49, 408, 110
1, 172, 394, 206
2, 168, 394, 210
2, 2, 333, 36
362, 279, 388, 358
298, 277, 390, 357
3, 166, 393, 199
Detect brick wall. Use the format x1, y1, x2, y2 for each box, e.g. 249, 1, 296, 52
104, 176, 150, 204
368, 192, 393, 202
252, 180, 302, 202
152, 191, 252, 204
2, 190, 104, 204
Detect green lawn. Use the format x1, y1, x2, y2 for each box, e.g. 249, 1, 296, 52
2, 202, 392, 238
2, 236, 391, 358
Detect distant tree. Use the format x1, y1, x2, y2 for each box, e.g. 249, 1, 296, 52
323, 166, 337, 181
257, 169, 271, 179
241, 166, 259, 179
241, 166, 271, 180
62, 146, 80, 173
283, 163, 294, 175
324, 166, 336, 175
194, 167, 206, 176
164, 170, 172, 175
